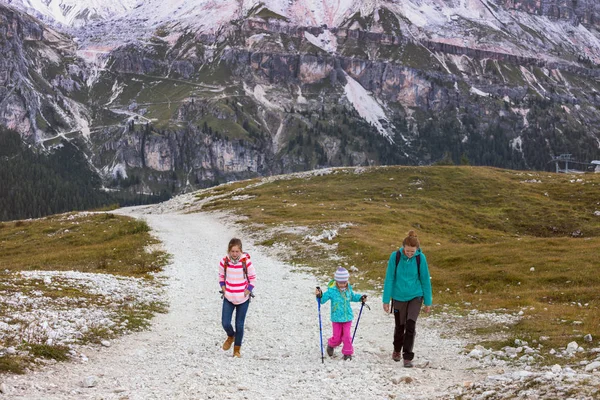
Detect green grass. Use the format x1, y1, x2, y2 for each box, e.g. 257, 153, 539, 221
0, 213, 167, 276
0, 356, 25, 374
401, 42, 440, 70
194, 166, 600, 358
24, 343, 70, 361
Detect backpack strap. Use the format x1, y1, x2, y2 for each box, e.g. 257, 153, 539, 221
394, 250, 421, 281
242, 259, 248, 282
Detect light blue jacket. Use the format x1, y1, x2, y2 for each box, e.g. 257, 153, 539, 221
382, 248, 432, 306
320, 280, 363, 323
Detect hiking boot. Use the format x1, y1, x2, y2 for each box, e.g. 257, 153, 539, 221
392, 352, 401, 362
326, 345, 334, 357
233, 345, 241, 358
222, 336, 234, 351
343, 355, 352, 361
403, 359, 413, 368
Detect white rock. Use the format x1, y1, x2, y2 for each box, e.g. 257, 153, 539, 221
551, 364, 562, 374
101, 340, 111, 347
82, 376, 98, 388
468, 349, 484, 359
487, 375, 511, 382
585, 361, 600, 371
481, 390, 497, 397
0, 383, 8, 394
584, 334, 593, 342
513, 370, 534, 379
529, 267, 535, 272
566, 341, 578, 353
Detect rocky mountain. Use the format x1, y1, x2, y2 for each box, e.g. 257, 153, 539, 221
1, 0, 600, 196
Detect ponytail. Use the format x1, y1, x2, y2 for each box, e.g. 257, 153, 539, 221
402, 230, 420, 248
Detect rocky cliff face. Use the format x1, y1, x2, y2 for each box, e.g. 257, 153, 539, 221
1, 1, 600, 196
500, 0, 600, 28
0, 3, 89, 144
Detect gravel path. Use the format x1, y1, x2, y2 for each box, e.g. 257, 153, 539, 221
5, 207, 490, 400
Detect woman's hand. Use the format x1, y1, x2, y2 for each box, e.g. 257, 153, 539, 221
383, 303, 390, 313
244, 289, 251, 297
423, 305, 431, 313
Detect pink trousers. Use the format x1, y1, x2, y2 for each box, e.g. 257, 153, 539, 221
328, 321, 353, 355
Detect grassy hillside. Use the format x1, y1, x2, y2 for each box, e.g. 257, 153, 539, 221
193, 166, 600, 359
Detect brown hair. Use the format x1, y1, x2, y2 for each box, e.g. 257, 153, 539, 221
228, 238, 243, 252
402, 230, 420, 248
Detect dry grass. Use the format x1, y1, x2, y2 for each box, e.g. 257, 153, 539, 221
195, 166, 600, 356
0, 212, 168, 276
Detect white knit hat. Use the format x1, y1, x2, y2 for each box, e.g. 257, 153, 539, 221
334, 267, 350, 282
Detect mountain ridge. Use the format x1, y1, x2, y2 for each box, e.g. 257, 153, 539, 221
1, 0, 599, 201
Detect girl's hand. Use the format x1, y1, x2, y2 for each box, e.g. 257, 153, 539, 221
383, 303, 390, 313
244, 289, 251, 297
423, 305, 431, 313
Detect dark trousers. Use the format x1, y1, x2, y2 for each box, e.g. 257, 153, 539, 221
221, 298, 250, 346
392, 297, 422, 360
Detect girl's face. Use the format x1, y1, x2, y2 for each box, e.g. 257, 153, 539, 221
403, 245, 418, 258
229, 245, 242, 259
337, 281, 348, 290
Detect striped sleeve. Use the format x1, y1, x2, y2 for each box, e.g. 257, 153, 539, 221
246, 258, 256, 291
218, 257, 226, 287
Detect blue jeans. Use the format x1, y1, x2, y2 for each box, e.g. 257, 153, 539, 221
221, 298, 250, 346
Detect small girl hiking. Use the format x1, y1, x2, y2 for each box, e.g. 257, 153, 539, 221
315, 267, 367, 360
219, 238, 256, 358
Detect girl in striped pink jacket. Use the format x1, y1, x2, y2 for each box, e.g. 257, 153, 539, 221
219, 238, 256, 357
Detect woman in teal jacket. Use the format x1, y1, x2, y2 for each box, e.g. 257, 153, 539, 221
316, 267, 366, 360
382, 230, 432, 367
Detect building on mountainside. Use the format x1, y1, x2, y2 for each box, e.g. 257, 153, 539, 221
550, 154, 599, 173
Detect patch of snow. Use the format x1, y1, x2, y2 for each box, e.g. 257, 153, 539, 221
470, 87, 491, 97
304, 30, 337, 53
296, 85, 307, 104
343, 73, 393, 143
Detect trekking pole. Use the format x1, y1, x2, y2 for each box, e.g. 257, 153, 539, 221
352, 295, 370, 344
316, 286, 324, 364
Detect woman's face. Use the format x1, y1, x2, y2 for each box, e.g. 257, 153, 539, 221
229, 245, 242, 259
403, 245, 417, 258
